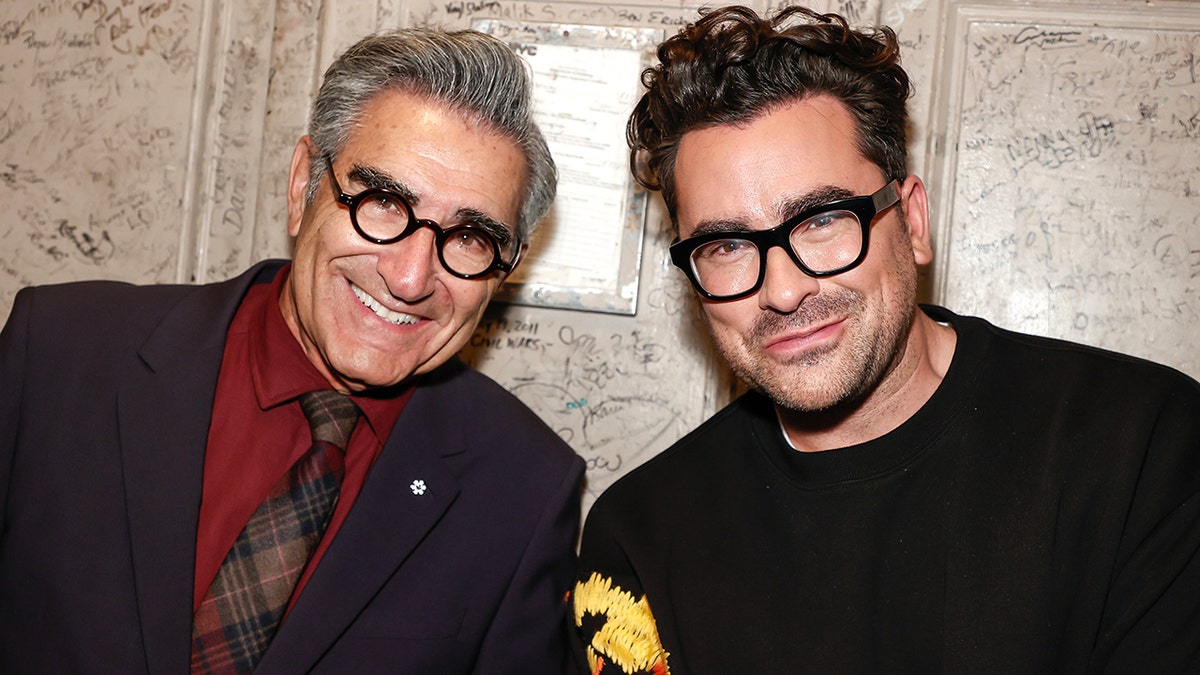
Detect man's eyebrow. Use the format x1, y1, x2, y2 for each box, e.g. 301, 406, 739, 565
347, 163, 516, 244
686, 184, 858, 238
780, 185, 857, 222
347, 164, 419, 204
456, 207, 515, 247
689, 217, 751, 238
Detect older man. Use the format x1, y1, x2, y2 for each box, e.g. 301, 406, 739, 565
0, 28, 583, 673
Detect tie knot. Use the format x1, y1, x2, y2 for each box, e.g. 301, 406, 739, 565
298, 390, 360, 448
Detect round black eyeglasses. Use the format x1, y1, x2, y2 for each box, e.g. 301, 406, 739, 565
669, 180, 901, 301
324, 155, 521, 279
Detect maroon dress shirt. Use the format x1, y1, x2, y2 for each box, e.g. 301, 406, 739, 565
192, 266, 412, 613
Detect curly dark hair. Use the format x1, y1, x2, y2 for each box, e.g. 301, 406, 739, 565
629, 4, 910, 223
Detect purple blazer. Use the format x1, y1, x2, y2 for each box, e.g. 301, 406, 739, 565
0, 260, 584, 673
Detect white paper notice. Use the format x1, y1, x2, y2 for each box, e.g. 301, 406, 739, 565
512, 42, 642, 291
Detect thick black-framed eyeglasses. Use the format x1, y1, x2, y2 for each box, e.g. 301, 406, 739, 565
324, 155, 520, 279
669, 180, 902, 301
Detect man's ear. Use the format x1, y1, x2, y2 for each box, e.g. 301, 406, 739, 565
899, 175, 933, 265
286, 136, 317, 238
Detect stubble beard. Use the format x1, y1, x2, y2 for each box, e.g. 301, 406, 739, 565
715, 272, 919, 415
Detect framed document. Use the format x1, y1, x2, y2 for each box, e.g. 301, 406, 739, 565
475, 20, 663, 315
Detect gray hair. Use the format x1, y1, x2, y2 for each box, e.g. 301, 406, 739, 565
304, 27, 557, 242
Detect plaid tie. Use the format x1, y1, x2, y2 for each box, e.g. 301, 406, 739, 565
190, 390, 360, 674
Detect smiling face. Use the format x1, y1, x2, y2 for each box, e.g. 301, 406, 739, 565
674, 95, 933, 414
281, 89, 528, 393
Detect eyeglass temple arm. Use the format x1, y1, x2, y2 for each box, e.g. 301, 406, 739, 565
874, 180, 901, 211
500, 241, 527, 274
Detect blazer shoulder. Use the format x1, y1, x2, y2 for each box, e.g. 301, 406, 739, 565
15, 277, 193, 315
5, 260, 286, 365
8, 279, 198, 352
418, 360, 581, 472
12, 260, 285, 324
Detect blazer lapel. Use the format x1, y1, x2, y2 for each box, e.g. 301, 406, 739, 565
118, 262, 285, 673
257, 378, 465, 673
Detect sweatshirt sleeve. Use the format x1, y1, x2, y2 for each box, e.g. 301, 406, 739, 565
570, 495, 671, 675
1089, 373, 1200, 673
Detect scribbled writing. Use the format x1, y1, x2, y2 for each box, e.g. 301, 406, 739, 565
947, 18, 1200, 382
438, 0, 692, 26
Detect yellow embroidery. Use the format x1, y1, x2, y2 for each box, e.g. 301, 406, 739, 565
573, 572, 670, 674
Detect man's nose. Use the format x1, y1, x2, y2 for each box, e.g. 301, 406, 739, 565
757, 245, 819, 313
376, 225, 440, 302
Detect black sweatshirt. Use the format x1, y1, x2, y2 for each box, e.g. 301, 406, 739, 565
572, 306, 1200, 674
